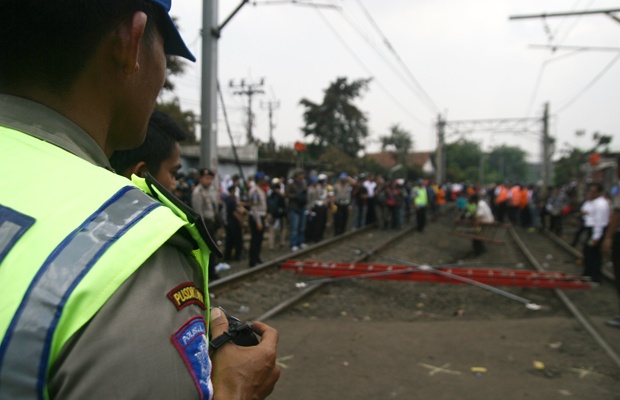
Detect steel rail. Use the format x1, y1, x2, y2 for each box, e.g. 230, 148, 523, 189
209, 223, 376, 291
351, 249, 541, 310
539, 228, 615, 281
252, 224, 417, 322
509, 226, 620, 369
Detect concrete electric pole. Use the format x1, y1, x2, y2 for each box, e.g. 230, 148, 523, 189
200, 0, 219, 170
435, 114, 446, 184
200, 0, 250, 169
230, 78, 265, 145
199, 0, 336, 168
261, 99, 280, 150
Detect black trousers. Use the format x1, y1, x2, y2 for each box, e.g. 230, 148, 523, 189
550, 214, 563, 235
249, 215, 265, 267
224, 223, 243, 262
367, 197, 376, 224
416, 206, 427, 232
306, 205, 327, 242
496, 202, 507, 223
473, 239, 485, 256
334, 204, 349, 236
582, 227, 605, 283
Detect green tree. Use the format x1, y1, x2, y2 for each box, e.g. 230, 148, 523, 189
300, 77, 371, 158
554, 147, 585, 186
380, 124, 413, 168
487, 145, 528, 183
317, 146, 359, 176
553, 130, 614, 186
444, 139, 482, 182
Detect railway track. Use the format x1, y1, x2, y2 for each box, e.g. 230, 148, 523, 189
209, 215, 620, 372
510, 225, 620, 368
209, 223, 417, 322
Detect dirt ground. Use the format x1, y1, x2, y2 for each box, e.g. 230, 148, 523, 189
269, 317, 619, 400
220, 212, 620, 399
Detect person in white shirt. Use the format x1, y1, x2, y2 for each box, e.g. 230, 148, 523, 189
571, 196, 594, 246
582, 183, 610, 283
469, 194, 495, 255
363, 174, 377, 224
476, 196, 495, 224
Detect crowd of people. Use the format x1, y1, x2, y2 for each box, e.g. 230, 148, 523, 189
96, 87, 620, 341
171, 171, 453, 276
125, 131, 620, 331
451, 179, 620, 329
171, 170, 612, 278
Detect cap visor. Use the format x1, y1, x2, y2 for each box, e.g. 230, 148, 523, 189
161, 14, 196, 62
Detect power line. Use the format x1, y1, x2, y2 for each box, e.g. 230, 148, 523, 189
555, 0, 597, 45
332, 6, 436, 118
525, 48, 585, 116
353, 0, 440, 114
556, 51, 620, 113
314, 8, 429, 127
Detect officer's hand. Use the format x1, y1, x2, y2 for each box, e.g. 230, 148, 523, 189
209, 307, 280, 400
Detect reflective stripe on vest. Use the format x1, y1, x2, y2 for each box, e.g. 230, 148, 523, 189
0, 187, 160, 400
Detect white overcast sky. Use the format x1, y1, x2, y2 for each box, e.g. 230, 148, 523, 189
168, 0, 620, 162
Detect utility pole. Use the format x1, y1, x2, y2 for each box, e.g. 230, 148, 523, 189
230, 78, 265, 145
198, 0, 336, 168
435, 114, 446, 184
201, 0, 219, 170
261, 99, 280, 150
542, 102, 551, 190
200, 0, 251, 169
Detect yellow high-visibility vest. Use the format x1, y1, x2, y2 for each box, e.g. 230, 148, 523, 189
0, 126, 212, 399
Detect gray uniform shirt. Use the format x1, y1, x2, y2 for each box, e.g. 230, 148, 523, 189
0, 95, 209, 399
249, 185, 267, 221
192, 184, 218, 221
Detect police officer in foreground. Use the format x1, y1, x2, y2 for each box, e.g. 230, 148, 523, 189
0, 1, 280, 399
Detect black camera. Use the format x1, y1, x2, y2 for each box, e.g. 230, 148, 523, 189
210, 307, 259, 350
226, 313, 259, 347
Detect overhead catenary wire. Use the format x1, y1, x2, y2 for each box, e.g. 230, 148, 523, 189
314, 7, 429, 127
331, 5, 435, 118
525, 48, 585, 117
353, 0, 440, 115
556, 51, 620, 113
554, 0, 597, 45
524, 0, 602, 117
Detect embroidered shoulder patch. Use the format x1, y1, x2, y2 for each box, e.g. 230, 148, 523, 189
167, 282, 206, 311
171, 317, 213, 400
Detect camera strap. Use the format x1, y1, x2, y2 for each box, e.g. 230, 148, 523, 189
209, 331, 236, 351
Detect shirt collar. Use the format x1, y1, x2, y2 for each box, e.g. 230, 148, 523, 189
0, 94, 112, 168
